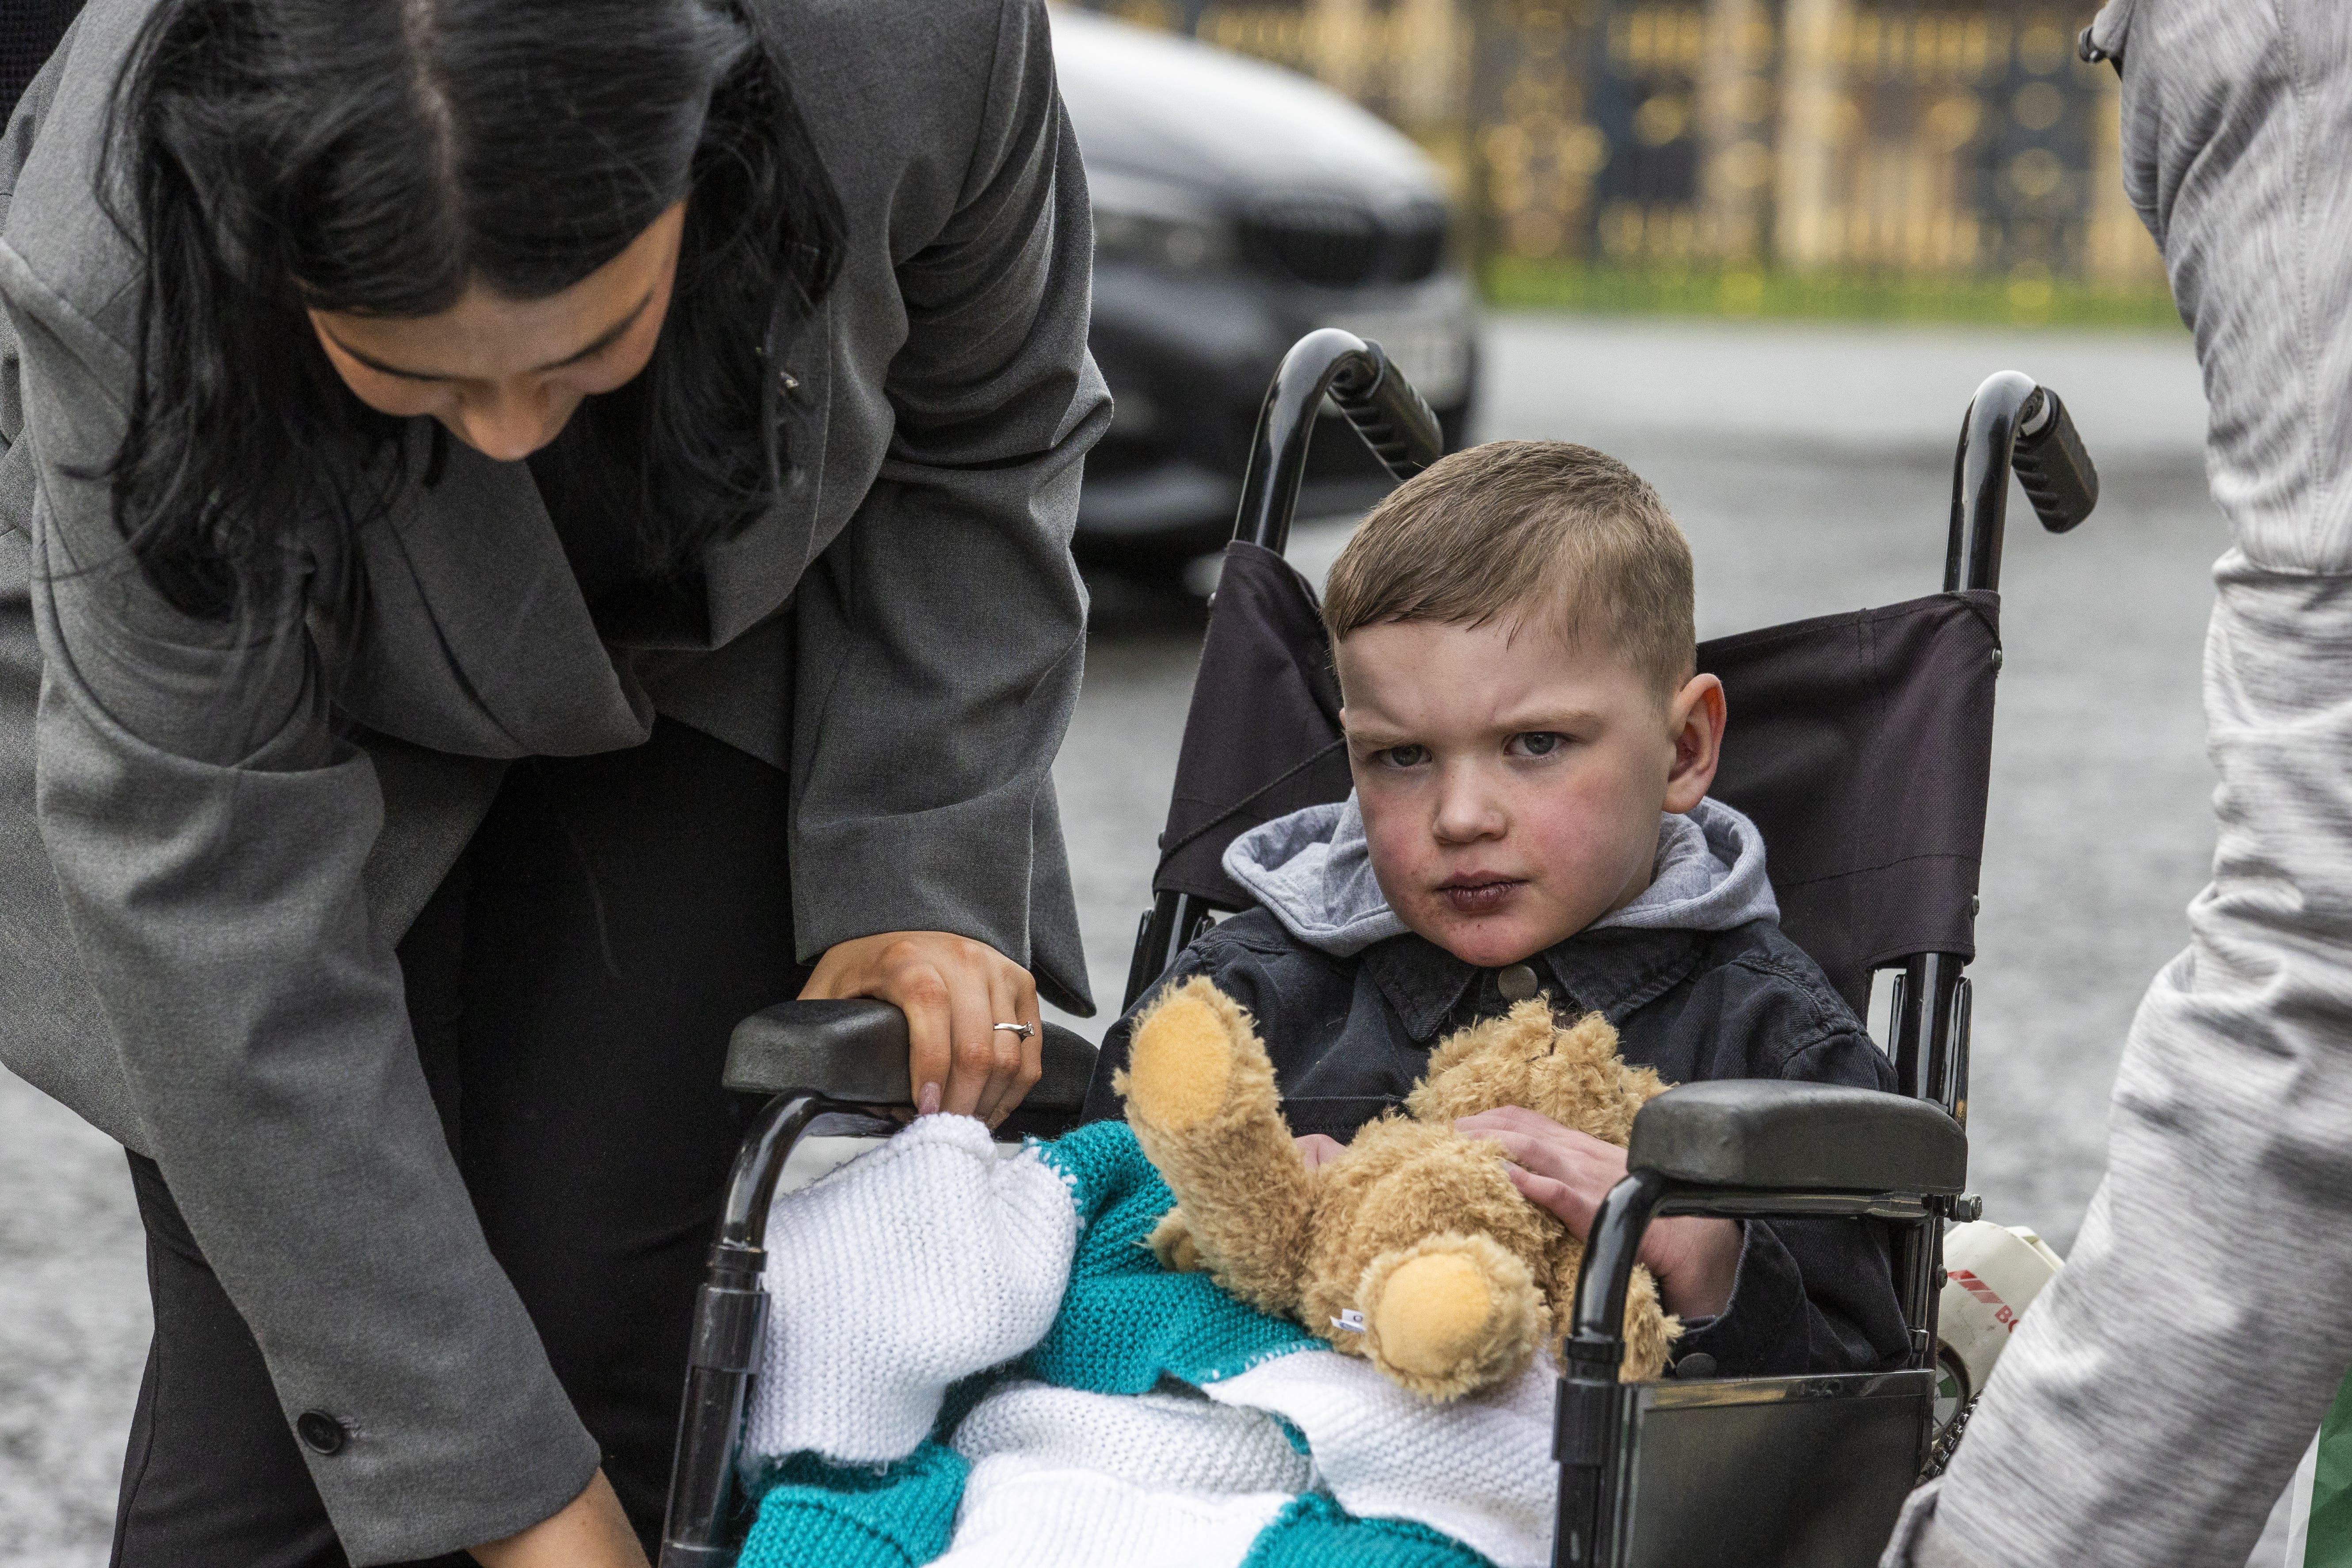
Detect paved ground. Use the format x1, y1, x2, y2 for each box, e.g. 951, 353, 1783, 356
4, 312, 2297, 1562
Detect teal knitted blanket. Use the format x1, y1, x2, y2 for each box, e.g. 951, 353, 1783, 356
737, 1120, 1523, 1568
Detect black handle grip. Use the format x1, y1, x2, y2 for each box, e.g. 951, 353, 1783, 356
2011, 386, 2099, 534
723, 998, 1098, 1112
1233, 329, 1450, 552
1329, 341, 1444, 482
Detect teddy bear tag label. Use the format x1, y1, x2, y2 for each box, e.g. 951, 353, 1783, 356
1332, 1309, 1366, 1333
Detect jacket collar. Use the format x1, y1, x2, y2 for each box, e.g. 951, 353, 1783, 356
353, 429, 652, 757
1362, 925, 1712, 1045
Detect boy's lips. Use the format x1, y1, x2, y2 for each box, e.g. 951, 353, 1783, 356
1433, 875, 1526, 915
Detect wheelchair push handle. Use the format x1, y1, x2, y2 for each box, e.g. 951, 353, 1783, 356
1328, 339, 1446, 483
2010, 385, 2098, 535
1233, 327, 1446, 555
1947, 369, 2101, 593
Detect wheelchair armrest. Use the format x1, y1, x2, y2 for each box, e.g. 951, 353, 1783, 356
723, 998, 1098, 1111
1628, 1081, 1966, 1197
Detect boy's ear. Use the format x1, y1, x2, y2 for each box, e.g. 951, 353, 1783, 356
1663, 674, 1726, 814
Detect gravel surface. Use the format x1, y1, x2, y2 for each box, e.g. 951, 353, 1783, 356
7, 311, 2297, 1563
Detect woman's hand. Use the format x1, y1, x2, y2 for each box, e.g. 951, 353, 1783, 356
469, 1469, 647, 1568
1454, 1106, 1743, 1321
802, 932, 1043, 1128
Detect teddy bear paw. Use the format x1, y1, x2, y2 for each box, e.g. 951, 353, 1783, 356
1358, 1232, 1546, 1402
1123, 979, 1249, 1134
1147, 1206, 1206, 1272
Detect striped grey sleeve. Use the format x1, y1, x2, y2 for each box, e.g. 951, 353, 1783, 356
1891, 4, 2352, 1565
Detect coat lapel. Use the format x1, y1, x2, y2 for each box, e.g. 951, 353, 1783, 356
338, 291, 839, 756
344, 430, 653, 758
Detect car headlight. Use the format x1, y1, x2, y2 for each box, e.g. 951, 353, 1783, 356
1090, 170, 1233, 273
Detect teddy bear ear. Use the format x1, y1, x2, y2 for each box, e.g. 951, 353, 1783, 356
1560, 1010, 1623, 1056
1420, 1010, 1507, 1080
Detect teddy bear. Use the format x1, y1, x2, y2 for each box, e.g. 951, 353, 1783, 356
1116, 976, 1678, 1401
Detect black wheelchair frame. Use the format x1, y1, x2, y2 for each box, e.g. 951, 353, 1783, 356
658, 330, 2100, 1568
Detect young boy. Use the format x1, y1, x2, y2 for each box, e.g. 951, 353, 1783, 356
1081, 440, 1907, 1379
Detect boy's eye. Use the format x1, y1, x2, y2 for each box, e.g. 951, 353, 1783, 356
1377, 743, 1431, 769
1508, 731, 1567, 758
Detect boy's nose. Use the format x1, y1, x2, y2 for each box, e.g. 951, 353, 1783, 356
1430, 770, 1506, 842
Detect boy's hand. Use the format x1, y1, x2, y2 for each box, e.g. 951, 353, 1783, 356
1454, 1106, 1742, 1320
1294, 1132, 1347, 1171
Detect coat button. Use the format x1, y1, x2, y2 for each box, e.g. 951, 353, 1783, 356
1497, 963, 1540, 1002
296, 1411, 348, 1455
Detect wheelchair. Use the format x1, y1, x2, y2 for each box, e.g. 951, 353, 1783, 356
658, 326, 2102, 1568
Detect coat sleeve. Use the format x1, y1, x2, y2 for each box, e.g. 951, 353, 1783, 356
0, 260, 598, 1563
788, 0, 1110, 1013
1667, 1025, 1911, 1378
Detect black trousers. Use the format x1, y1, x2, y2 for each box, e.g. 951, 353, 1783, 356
110, 720, 809, 1567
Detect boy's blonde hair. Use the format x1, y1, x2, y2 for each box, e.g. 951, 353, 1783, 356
1322, 440, 1695, 701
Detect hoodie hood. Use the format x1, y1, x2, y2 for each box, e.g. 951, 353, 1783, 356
1221, 795, 1780, 958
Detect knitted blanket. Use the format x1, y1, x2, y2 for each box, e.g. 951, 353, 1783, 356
736, 1116, 1559, 1568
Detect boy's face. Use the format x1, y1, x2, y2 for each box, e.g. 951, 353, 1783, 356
1337, 617, 1726, 970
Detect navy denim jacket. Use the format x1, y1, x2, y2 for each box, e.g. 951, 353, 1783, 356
1081, 909, 1909, 1378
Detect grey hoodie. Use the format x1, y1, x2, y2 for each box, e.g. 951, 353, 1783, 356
1220, 794, 1781, 958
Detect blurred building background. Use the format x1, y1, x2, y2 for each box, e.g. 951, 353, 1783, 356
1066, 0, 2169, 325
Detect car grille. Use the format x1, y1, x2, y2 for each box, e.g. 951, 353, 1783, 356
1238, 199, 1450, 289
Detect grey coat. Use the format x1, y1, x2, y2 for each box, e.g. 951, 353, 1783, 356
0, 0, 1106, 1556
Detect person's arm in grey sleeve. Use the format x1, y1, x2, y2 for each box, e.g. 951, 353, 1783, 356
1891, 4, 2352, 1564
0, 262, 597, 1564
789, 0, 1109, 1014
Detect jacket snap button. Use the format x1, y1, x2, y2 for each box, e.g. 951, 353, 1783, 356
1497, 964, 1540, 1002
296, 1411, 348, 1455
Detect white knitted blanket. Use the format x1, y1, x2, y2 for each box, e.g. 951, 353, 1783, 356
747, 1115, 1078, 1462
1208, 1344, 1557, 1566
944, 1384, 1306, 1568
745, 1115, 1557, 1568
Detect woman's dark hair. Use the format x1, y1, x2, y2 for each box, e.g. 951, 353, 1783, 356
102, 0, 844, 619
